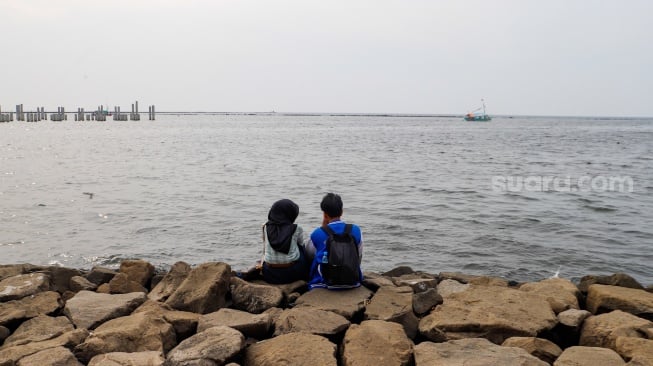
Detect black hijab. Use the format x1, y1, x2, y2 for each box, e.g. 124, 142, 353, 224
266, 199, 299, 254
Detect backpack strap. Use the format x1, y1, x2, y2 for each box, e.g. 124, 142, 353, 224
344, 224, 352, 235
321, 225, 336, 236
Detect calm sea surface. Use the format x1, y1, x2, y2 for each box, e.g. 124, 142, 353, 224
1, 114, 652, 285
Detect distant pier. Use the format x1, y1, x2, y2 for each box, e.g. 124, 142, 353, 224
0, 101, 155, 123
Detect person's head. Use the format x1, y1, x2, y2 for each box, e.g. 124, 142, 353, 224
320, 193, 343, 220
268, 199, 299, 224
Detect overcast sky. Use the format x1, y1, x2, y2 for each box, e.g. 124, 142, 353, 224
1, 0, 651, 116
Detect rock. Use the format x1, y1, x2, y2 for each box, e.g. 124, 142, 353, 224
579, 273, 644, 293
520, 278, 581, 314
88, 351, 164, 366
0, 264, 38, 282
392, 273, 439, 293
615, 337, 653, 365
251, 279, 307, 298
580, 310, 653, 350
0, 326, 9, 343
341, 320, 413, 366
74, 313, 176, 364
108, 273, 148, 294
243, 332, 337, 366
554, 346, 626, 366
69, 276, 97, 292
263, 307, 284, 325
436, 279, 470, 298
198, 308, 271, 339
364, 286, 419, 339
41, 266, 82, 294
362, 272, 396, 291
413, 288, 443, 315
119, 259, 155, 287
133, 300, 200, 341
0, 291, 62, 326
63, 290, 147, 330
3, 315, 73, 347
0, 329, 88, 366
294, 287, 373, 320
148, 261, 191, 302
418, 285, 557, 344
502, 337, 563, 364
230, 277, 284, 314
558, 309, 592, 329
165, 262, 231, 314
85, 267, 117, 286
382, 266, 415, 277
273, 307, 350, 338
439, 272, 509, 287
0, 273, 50, 301
414, 338, 548, 366
586, 284, 653, 319
165, 326, 244, 365
16, 346, 83, 366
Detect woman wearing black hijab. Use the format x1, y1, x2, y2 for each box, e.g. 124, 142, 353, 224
261, 199, 314, 284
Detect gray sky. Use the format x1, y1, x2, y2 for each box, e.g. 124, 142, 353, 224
2, 0, 651, 117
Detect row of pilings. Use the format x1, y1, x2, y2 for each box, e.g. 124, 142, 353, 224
0, 102, 155, 123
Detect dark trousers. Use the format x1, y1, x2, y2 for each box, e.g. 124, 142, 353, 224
262, 246, 309, 284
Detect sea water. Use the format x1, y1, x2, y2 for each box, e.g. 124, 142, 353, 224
1, 114, 652, 284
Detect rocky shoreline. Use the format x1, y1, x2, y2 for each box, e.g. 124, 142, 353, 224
1, 261, 652, 365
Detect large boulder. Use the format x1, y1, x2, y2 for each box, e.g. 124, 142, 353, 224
579, 273, 644, 293
119, 259, 155, 287
418, 285, 557, 344
108, 273, 148, 294
165, 262, 231, 314
63, 290, 147, 330
16, 346, 83, 366
273, 307, 350, 338
165, 326, 244, 365
586, 284, 653, 319
414, 338, 548, 366
553, 346, 625, 366
0, 329, 88, 366
294, 287, 373, 320
148, 261, 191, 302
558, 309, 592, 330
0, 273, 50, 301
69, 276, 97, 292
2, 315, 73, 347
412, 288, 443, 316
341, 320, 413, 366
74, 313, 176, 364
519, 278, 581, 314
88, 351, 164, 366
362, 272, 396, 291
243, 332, 337, 366
364, 286, 419, 339
0, 264, 38, 282
133, 300, 200, 340
40, 266, 83, 294
580, 310, 653, 350
436, 279, 470, 298
198, 308, 271, 339
0, 291, 62, 326
230, 277, 284, 314
85, 266, 118, 286
614, 337, 653, 365
502, 337, 563, 364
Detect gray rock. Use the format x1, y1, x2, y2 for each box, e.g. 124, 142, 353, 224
0, 291, 62, 326
0, 329, 88, 366
436, 279, 470, 298
419, 285, 557, 344
148, 262, 191, 302
41, 266, 83, 294
412, 288, 443, 315
392, 273, 438, 293
74, 313, 176, 364
0, 273, 50, 301
414, 338, 548, 366
502, 337, 563, 364
553, 346, 625, 366
294, 287, 373, 320
198, 308, 271, 339
230, 277, 284, 314
119, 259, 155, 287
69, 276, 97, 292
558, 309, 592, 329
16, 346, 83, 366
244, 332, 337, 366
273, 307, 350, 337
63, 290, 147, 330
85, 267, 117, 286
3, 315, 73, 347
108, 273, 148, 294
341, 320, 413, 366
586, 284, 653, 318
165, 326, 244, 366
382, 266, 415, 277
579, 273, 644, 293
88, 351, 164, 366
165, 262, 231, 314
364, 286, 419, 339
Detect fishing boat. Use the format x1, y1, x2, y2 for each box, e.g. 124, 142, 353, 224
464, 99, 492, 121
